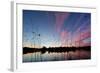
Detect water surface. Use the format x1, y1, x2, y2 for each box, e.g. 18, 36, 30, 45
23, 50, 91, 62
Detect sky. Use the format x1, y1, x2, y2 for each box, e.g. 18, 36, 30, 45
23, 10, 91, 48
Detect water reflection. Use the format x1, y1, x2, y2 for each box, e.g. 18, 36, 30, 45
23, 50, 91, 62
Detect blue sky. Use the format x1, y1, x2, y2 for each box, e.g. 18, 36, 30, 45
23, 10, 91, 48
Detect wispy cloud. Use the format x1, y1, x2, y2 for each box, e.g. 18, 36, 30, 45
55, 12, 69, 32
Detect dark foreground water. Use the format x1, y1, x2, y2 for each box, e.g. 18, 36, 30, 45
23, 50, 91, 62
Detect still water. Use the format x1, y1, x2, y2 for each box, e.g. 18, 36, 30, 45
23, 50, 91, 62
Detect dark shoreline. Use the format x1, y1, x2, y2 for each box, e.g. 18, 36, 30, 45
23, 46, 91, 54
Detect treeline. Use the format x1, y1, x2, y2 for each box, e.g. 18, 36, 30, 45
23, 46, 91, 54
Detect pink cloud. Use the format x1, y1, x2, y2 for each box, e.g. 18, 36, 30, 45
80, 31, 91, 40
61, 30, 68, 38
55, 12, 69, 32
73, 30, 91, 47
60, 30, 69, 47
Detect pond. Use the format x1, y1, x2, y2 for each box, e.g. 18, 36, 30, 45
23, 50, 91, 62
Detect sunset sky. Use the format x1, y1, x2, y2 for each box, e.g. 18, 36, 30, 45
23, 10, 91, 48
